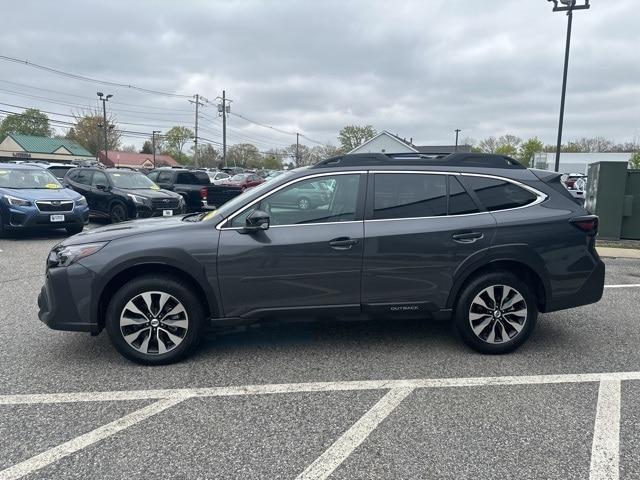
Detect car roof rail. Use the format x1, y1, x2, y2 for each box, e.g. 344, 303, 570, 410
311, 152, 525, 169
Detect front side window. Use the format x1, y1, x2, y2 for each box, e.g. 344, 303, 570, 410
230, 174, 361, 227
75, 170, 93, 186
463, 176, 538, 212
92, 171, 108, 188
373, 173, 447, 219
157, 171, 173, 183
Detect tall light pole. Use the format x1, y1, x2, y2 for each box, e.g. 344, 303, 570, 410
547, 0, 590, 172
97, 92, 113, 163
152, 130, 161, 169
216, 90, 232, 167
454, 129, 461, 152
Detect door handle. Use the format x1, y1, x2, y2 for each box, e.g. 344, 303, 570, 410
452, 231, 483, 244
329, 237, 359, 250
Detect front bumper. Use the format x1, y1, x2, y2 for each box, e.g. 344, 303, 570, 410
135, 205, 185, 219
4, 204, 89, 230
38, 262, 99, 333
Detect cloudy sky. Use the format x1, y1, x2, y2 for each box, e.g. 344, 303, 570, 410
0, 0, 638, 151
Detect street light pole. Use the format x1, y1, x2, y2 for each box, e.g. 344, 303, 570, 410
97, 92, 112, 164
152, 130, 161, 169
454, 129, 461, 152
547, 0, 590, 172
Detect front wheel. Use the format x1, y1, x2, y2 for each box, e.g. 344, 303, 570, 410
110, 202, 128, 223
105, 275, 205, 364
454, 272, 537, 354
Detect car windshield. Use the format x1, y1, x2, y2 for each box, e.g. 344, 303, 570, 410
108, 171, 158, 189
0, 167, 63, 189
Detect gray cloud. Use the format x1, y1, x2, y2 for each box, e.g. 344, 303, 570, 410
0, 0, 638, 150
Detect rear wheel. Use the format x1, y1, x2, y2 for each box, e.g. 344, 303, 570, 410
105, 275, 205, 364
454, 272, 537, 354
110, 202, 128, 223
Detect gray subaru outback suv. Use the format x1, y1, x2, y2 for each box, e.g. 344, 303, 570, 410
39, 153, 605, 364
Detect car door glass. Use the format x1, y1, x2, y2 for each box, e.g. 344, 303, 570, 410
147, 171, 159, 182
230, 174, 360, 227
75, 170, 93, 186
373, 173, 447, 219
448, 176, 480, 215
157, 171, 172, 184
92, 171, 108, 188
176, 172, 196, 184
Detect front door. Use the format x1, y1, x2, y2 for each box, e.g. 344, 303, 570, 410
362, 172, 495, 315
217, 172, 366, 318
90, 170, 111, 214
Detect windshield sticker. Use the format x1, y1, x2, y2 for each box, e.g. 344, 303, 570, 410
150, 184, 160, 190
45, 183, 61, 189
0, 170, 7, 175
201, 210, 218, 221
112, 173, 121, 177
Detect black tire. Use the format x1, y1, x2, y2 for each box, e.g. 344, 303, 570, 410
297, 197, 311, 210
66, 224, 84, 236
454, 271, 537, 354
105, 275, 205, 365
110, 202, 128, 224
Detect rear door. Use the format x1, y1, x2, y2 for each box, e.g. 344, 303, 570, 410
362, 172, 495, 315
70, 169, 95, 209
90, 171, 111, 214
217, 172, 366, 318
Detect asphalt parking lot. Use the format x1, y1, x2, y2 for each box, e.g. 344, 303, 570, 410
1, 224, 640, 479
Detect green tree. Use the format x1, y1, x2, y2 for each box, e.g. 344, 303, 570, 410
337, 125, 377, 153
227, 143, 262, 168
191, 143, 220, 168
0, 109, 53, 139
519, 137, 544, 167
140, 140, 153, 154
629, 152, 640, 169
66, 110, 121, 155
163, 126, 193, 157
262, 153, 283, 170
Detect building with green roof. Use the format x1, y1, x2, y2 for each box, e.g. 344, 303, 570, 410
0, 133, 94, 163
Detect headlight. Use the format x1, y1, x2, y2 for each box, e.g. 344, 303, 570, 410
48, 242, 108, 268
4, 195, 32, 207
127, 194, 148, 205
75, 196, 88, 207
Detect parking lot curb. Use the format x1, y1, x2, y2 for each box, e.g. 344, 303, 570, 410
597, 247, 640, 259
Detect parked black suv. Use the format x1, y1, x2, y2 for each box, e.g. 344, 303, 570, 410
39, 153, 605, 364
64, 167, 185, 222
146, 168, 212, 212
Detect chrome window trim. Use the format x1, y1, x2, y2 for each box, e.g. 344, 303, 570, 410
216, 170, 366, 230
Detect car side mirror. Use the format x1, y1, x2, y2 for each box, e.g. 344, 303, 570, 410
96, 184, 108, 191
242, 209, 270, 233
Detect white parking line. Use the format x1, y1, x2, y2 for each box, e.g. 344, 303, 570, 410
0, 396, 189, 480
296, 388, 414, 480
604, 284, 640, 289
1, 371, 640, 405
589, 380, 621, 480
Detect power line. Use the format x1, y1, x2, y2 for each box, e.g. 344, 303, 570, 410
0, 55, 192, 98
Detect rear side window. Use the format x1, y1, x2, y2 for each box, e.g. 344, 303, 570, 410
448, 176, 480, 215
191, 171, 211, 185
373, 173, 447, 219
75, 169, 93, 185
176, 172, 197, 184
464, 176, 538, 211
157, 171, 173, 183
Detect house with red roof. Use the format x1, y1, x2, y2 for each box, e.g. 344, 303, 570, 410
97, 150, 180, 169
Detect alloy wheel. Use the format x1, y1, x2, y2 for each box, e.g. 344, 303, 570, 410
111, 204, 127, 223
119, 291, 189, 355
468, 284, 528, 344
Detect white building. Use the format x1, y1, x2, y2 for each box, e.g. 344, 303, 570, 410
349, 131, 470, 155
533, 152, 631, 174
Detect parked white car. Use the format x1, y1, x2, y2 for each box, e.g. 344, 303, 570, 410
206, 170, 231, 185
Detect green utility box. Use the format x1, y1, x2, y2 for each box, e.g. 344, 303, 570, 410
585, 161, 639, 240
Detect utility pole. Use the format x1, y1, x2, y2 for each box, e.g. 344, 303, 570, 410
152, 130, 161, 168
189, 94, 206, 168
454, 129, 461, 152
216, 90, 233, 167
547, 0, 590, 172
296, 132, 300, 167
97, 92, 112, 163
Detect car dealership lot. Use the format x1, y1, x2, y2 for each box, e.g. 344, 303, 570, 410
1, 227, 640, 479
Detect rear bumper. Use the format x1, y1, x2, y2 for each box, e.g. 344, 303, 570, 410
38, 263, 99, 333
544, 259, 605, 313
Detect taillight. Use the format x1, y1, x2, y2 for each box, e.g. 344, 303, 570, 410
200, 187, 208, 200
571, 215, 598, 236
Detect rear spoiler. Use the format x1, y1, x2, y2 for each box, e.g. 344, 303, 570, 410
530, 169, 580, 204
530, 169, 562, 182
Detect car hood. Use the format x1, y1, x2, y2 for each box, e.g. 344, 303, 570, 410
0, 187, 81, 201
63, 215, 192, 245
118, 188, 179, 199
